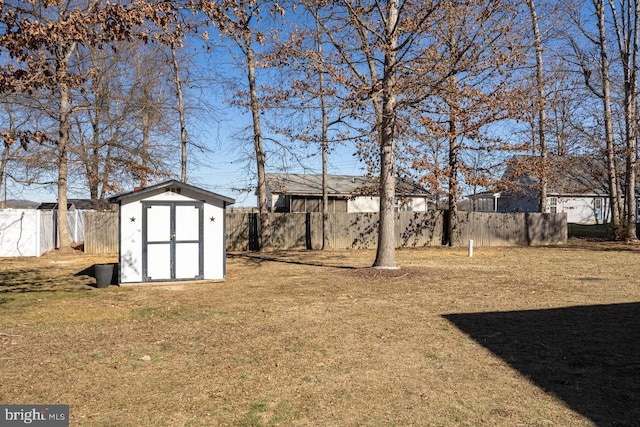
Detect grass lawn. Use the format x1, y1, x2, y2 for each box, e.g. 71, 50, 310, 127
1, 241, 639, 426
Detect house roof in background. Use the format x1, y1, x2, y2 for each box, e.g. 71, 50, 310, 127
37, 199, 115, 211
265, 173, 429, 197
500, 156, 612, 196
2, 199, 40, 209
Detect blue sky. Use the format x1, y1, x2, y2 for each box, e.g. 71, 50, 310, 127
3, 105, 369, 207
2, 24, 371, 207
2, 2, 528, 208
185, 122, 369, 207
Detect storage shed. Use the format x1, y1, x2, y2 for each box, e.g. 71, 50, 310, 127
108, 180, 235, 284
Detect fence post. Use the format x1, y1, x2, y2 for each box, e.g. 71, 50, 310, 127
248, 212, 259, 251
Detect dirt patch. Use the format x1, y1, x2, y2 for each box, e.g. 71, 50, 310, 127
337, 266, 430, 281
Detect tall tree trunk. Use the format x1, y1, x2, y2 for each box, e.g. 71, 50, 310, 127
89, 128, 100, 199
140, 97, 150, 188
624, 1, 638, 241
445, 8, 460, 247
526, 0, 548, 213
1, 145, 9, 209
372, 0, 399, 268
171, 42, 188, 183
99, 140, 112, 200
316, 15, 331, 250
89, 79, 101, 199
57, 55, 72, 252
595, 0, 623, 231
609, 0, 639, 240
447, 89, 460, 247
241, 10, 270, 250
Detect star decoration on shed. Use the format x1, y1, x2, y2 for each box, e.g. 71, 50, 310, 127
210, 216, 216, 222
130, 217, 136, 222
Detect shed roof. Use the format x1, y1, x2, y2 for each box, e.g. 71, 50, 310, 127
108, 180, 235, 205
265, 173, 429, 197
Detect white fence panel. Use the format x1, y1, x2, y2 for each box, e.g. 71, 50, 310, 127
0, 209, 42, 257
67, 210, 85, 243
0, 209, 87, 257
40, 211, 55, 253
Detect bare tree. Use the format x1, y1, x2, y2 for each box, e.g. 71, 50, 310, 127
69, 39, 178, 197
0, 0, 181, 250
170, 41, 189, 183
314, 12, 332, 250
567, 0, 623, 234
0, 94, 52, 203
411, 1, 527, 246
310, 0, 441, 267
526, 0, 549, 213
608, 0, 639, 240
200, 0, 276, 250
72, 42, 125, 199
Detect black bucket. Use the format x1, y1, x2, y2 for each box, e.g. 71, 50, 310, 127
94, 263, 115, 288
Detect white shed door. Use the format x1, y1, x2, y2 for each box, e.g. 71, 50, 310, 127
143, 202, 203, 282
146, 204, 172, 280
174, 204, 201, 279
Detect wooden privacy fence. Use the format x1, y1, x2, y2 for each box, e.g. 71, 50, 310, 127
84, 212, 119, 254
226, 211, 445, 251
453, 211, 567, 247
84, 210, 567, 254
226, 211, 566, 251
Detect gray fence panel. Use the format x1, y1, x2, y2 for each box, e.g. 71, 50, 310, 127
83, 210, 566, 254
456, 212, 567, 246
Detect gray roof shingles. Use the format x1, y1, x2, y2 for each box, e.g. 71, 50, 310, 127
265, 173, 429, 197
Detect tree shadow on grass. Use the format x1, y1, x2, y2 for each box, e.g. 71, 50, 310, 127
443, 303, 640, 426
228, 252, 358, 269
0, 267, 97, 293
563, 240, 640, 253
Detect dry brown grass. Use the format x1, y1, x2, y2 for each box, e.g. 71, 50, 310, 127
1, 241, 639, 426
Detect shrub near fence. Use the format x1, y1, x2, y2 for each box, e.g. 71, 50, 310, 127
84, 210, 567, 254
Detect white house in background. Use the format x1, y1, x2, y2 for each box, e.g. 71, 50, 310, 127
468, 156, 628, 225
265, 173, 432, 213
108, 180, 234, 284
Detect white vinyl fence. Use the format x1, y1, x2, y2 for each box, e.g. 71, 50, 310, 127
0, 209, 88, 257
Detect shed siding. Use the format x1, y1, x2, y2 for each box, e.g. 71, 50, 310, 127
203, 199, 227, 280
119, 200, 143, 283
